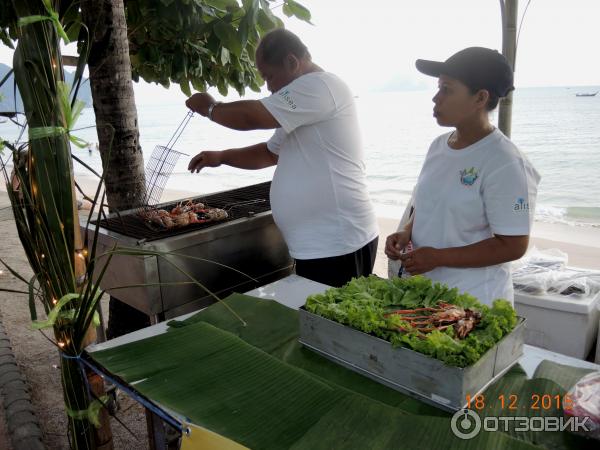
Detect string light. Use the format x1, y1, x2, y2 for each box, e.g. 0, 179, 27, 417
57, 341, 65, 348
52, 298, 57, 305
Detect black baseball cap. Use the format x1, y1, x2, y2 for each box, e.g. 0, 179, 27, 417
415, 47, 514, 97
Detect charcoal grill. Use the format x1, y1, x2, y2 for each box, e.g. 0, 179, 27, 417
85, 182, 292, 322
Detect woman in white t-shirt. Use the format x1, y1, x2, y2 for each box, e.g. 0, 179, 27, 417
385, 47, 540, 305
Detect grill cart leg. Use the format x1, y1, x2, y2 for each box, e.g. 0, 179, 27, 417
146, 409, 180, 450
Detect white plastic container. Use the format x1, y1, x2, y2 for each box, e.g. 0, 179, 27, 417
514, 290, 600, 359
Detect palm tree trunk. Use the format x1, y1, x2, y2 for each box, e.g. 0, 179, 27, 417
81, 0, 146, 211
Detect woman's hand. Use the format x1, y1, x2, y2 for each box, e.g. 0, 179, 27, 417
188, 151, 223, 173
385, 231, 411, 260
400, 247, 440, 275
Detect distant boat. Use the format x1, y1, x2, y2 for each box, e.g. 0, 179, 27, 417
575, 91, 598, 97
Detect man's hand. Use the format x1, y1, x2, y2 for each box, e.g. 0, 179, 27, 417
188, 151, 223, 173
384, 231, 411, 260
400, 247, 439, 275
186, 93, 217, 117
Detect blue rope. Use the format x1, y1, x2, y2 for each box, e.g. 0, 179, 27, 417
60, 352, 183, 432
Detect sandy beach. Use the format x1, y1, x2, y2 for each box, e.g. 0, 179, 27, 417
4, 171, 599, 275
2, 169, 599, 272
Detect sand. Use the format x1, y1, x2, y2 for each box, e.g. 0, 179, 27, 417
0, 189, 147, 449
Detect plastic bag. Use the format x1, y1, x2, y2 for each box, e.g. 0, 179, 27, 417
387, 187, 416, 279
564, 371, 600, 441
512, 247, 600, 298
512, 246, 569, 272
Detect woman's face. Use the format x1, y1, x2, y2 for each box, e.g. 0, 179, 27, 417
432, 75, 483, 127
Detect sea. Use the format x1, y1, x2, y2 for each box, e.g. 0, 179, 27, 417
1, 85, 599, 228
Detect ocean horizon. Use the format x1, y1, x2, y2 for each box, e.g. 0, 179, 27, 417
1, 85, 599, 228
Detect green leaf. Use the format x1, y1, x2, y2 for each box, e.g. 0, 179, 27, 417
220, 46, 231, 65
66, 395, 109, 428
0, 288, 29, 294
237, 17, 249, 49
214, 21, 242, 57
32, 293, 80, 330
203, 0, 239, 11
28, 274, 39, 321
283, 0, 312, 23
179, 78, 192, 97
0, 31, 15, 49
191, 78, 207, 92
217, 77, 228, 96
257, 9, 277, 32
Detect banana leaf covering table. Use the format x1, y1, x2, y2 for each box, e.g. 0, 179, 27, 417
85, 275, 600, 450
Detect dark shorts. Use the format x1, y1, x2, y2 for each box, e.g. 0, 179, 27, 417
294, 237, 379, 288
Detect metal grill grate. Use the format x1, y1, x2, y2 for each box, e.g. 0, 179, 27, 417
96, 182, 272, 241
142, 145, 187, 206
141, 111, 193, 207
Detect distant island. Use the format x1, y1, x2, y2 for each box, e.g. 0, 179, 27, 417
0, 63, 93, 113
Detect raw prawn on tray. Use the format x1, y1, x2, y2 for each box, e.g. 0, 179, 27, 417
385, 302, 482, 339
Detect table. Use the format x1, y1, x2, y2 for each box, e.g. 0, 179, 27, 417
86, 275, 600, 449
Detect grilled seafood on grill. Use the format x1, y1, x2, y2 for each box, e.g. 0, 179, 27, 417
385, 301, 482, 339
170, 200, 206, 216
140, 202, 228, 229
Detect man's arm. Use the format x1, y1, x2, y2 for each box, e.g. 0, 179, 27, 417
186, 93, 280, 131
188, 143, 278, 173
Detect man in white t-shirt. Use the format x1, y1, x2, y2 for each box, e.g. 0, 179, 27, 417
185, 29, 378, 287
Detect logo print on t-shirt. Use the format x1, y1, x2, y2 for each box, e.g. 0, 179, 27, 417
513, 197, 530, 212
459, 167, 479, 186
278, 89, 297, 110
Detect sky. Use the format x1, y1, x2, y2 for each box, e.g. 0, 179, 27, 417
1, 0, 599, 102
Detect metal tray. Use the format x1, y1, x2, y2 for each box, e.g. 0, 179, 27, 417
299, 307, 526, 411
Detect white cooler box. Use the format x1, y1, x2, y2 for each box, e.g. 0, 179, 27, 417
514, 291, 600, 359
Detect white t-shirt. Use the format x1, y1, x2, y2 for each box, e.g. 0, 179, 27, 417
260, 72, 378, 259
412, 128, 540, 305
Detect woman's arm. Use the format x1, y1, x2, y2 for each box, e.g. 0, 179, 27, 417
400, 234, 529, 275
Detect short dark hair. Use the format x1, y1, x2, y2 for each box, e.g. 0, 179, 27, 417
256, 28, 310, 66
468, 86, 500, 111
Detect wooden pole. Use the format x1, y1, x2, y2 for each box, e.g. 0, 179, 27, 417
498, 0, 518, 137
